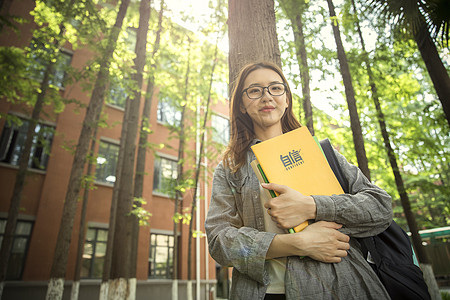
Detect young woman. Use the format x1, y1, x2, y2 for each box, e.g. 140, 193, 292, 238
205, 62, 393, 300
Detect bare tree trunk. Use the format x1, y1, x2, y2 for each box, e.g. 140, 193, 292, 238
228, 0, 281, 86
413, 23, 450, 128
187, 34, 220, 300
130, 0, 165, 279
71, 128, 98, 300
351, 1, 441, 298
0, 54, 55, 300
109, 0, 150, 299
0, 0, 74, 297
279, 0, 314, 134
46, 1, 130, 299
172, 35, 191, 300
326, 0, 370, 180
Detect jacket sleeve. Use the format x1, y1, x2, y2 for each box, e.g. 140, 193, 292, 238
312, 150, 393, 238
205, 162, 275, 285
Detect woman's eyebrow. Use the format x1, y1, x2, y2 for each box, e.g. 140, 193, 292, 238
247, 80, 283, 87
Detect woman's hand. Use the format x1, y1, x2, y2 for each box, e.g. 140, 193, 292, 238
267, 221, 350, 263
262, 182, 316, 229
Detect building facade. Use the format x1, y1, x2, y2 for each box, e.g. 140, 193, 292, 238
0, 1, 229, 299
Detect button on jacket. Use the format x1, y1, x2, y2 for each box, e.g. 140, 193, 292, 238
205, 142, 393, 300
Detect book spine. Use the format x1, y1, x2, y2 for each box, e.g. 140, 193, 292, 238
253, 161, 307, 234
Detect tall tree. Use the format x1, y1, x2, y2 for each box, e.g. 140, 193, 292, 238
279, 0, 314, 134
326, 0, 371, 180
109, 0, 150, 298
130, 0, 164, 284
228, 0, 281, 85
46, 1, 130, 299
370, 0, 450, 127
70, 129, 97, 300
187, 34, 221, 300
351, 1, 441, 298
0, 0, 74, 298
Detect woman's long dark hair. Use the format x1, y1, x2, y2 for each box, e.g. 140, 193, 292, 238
223, 62, 301, 172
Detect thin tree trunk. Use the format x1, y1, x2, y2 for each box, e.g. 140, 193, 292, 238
279, 0, 314, 134
0, 53, 55, 300
351, 1, 441, 298
187, 34, 220, 292
228, 0, 281, 85
413, 23, 450, 128
46, 1, 130, 299
0, 0, 74, 296
109, 0, 150, 299
173, 35, 191, 300
326, 0, 370, 180
130, 0, 164, 279
100, 105, 126, 300
71, 128, 97, 300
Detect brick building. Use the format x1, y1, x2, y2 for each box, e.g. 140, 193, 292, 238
0, 1, 230, 299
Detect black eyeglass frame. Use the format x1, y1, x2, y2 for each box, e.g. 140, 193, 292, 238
242, 82, 287, 100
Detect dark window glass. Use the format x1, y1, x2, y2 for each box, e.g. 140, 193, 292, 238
81, 227, 108, 279
0, 219, 33, 280
0, 118, 54, 170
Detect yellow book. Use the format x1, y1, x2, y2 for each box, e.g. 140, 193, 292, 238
251, 126, 344, 233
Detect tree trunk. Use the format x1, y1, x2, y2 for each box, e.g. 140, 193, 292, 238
228, 0, 281, 85
279, 0, 314, 134
130, 0, 164, 279
109, 0, 150, 299
71, 128, 98, 300
413, 23, 450, 128
46, 1, 130, 299
1, 0, 73, 297
173, 35, 191, 300
0, 52, 54, 299
187, 34, 220, 298
326, 0, 370, 180
351, 1, 441, 298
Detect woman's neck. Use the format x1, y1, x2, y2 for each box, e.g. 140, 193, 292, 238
254, 124, 283, 141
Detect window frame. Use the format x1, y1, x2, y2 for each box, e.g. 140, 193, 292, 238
0, 115, 55, 171
211, 113, 230, 145
81, 225, 108, 279
156, 96, 182, 127
152, 153, 178, 198
0, 217, 34, 280
95, 138, 120, 185
148, 231, 175, 279
28, 40, 73, 89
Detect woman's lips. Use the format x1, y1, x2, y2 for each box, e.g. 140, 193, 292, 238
260, 106, 275, 112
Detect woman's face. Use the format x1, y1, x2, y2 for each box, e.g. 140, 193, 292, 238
240, 68, 288, 134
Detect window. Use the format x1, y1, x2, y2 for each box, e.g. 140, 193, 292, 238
0, 219, 33, 280
211, 114, 230, 145
148, 233, 174, 279
28, 40, 72, 88
0, 118, 54, 170
153, 156, 178, 197
81, 227, 108, 279
107, 78, 127, 109
157, 96, 181, 127
95, 140, 119, 184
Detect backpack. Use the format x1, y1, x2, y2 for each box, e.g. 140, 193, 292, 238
319, 138, 431, 300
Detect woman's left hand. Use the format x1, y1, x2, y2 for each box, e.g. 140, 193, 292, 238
262, 182, 316, 229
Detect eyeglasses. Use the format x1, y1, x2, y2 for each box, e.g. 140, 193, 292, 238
242, 83, 287, 99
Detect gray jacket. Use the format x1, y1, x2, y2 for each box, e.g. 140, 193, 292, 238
205, 143, 393, 300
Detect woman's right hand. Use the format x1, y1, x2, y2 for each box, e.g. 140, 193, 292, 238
267, 221, 350, 263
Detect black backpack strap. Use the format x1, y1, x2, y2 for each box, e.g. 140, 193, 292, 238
319, 138, 349, 193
